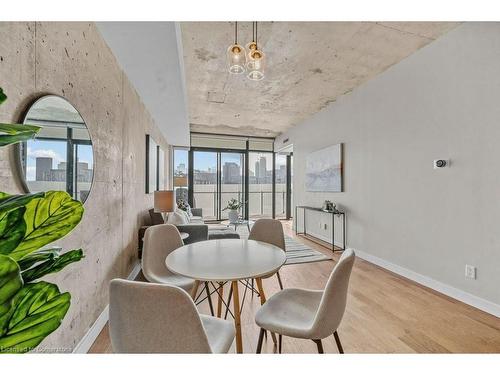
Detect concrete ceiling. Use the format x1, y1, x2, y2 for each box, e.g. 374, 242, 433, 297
181, 22, 460, 138
97, 22, 190, 146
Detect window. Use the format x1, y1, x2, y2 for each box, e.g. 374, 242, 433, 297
25, 138, 68, 194
73, 143, 94, 202
275, 153, 287, 219
173, 147, 189, 204
187, 133, 288, 221
248, 152, 273, 218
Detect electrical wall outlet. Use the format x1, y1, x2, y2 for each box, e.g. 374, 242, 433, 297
465, 264, 476, 280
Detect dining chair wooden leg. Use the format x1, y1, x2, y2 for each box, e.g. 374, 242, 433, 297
190, 280, 200, 300
224, 283, 233, 319
217, 282, 224, 318
204, 282, 214, 316
231, 280, 243, 353
255, 278, 266, 304
313, 339, 324, 354
251, 278, 255, 297
276, 272, 284, 290
333, 331, 344, 354
255, 278, 277, 345
256, 328, 265, 354
278, 334, 282, 353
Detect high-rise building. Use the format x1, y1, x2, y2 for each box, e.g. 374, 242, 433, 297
255, 161, 260, 179
259, 156, 267, 181
222, 162, 240, 184
35, 157, 93, 182
76, 162, 93, 182
35, 157, 52, 181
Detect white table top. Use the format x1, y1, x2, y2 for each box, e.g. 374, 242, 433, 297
165, 239, 286, 282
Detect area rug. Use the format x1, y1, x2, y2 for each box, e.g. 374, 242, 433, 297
283, 235, 331, 265
236, 226, 331, 265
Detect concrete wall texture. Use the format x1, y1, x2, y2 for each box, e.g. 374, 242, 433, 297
0, 22, 170, 351
276, 23, 500, 309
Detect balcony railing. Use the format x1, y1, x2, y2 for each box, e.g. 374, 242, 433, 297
191, 190, 286, 220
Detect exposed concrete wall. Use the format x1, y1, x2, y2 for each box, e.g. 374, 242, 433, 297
276, 23, 500, 309
0, 22, 169, 351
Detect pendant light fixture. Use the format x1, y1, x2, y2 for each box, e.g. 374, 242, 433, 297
245, 22, 257, 67
246, 21, 265, 81
227, 21, 246, 74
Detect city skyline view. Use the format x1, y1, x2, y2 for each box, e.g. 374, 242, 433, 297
173, 148, 290, 220
26, 139, 93, 181
174, 149, 286, 181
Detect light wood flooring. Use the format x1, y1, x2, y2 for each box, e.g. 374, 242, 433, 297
89, 221, 500, 353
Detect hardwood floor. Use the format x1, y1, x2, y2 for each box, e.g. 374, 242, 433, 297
89, 221, 500, 353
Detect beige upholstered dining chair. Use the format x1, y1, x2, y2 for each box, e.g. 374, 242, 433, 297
248, 218, 286, 289
141, 224, 195, 291
254, 248, 355, 354
142, 223, 215, 315
109, 279, 235, 353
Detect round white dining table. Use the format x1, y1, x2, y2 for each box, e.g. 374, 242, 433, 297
166, 239, 286, 353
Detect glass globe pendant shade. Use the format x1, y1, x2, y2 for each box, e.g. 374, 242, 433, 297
247, 49, 265, 81
245, 41, 258, 68
227, 44, 246, 74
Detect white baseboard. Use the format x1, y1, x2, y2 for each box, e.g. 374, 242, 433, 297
72, 261, 142, 353
127, 260, 143, 281
354, 248, 500, 318
72, 305, 109, 354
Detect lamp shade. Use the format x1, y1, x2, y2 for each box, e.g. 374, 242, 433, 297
227, 43, 246, 74
154, 190, 174, 213
247, 49, 265, 81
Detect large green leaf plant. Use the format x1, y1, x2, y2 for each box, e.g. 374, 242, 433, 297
0, 88, 84, 353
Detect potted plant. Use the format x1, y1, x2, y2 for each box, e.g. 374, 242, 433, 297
176, 199, 189, 212
222, 198, 243, 224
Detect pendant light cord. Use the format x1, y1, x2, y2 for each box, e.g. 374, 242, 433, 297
235, 21, 238, 44
255, 21, 258, 49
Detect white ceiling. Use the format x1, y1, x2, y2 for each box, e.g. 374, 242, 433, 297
97, 22, 190, 146
181, 22, 460, 137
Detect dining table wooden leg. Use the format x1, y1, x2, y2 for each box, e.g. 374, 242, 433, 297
190, 280, 200, 300
231, 280, 243, 353
204, 282, 215, 316
217, 282, 224, 318
255, 278, 277, 345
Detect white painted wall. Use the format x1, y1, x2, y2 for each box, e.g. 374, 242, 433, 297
276, 23, 500, 311
97, 22, 190, 146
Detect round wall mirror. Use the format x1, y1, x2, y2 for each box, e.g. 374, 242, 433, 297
18, 95, 94, 203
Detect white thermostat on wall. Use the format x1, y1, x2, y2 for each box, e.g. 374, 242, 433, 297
433, 159, 449, 169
